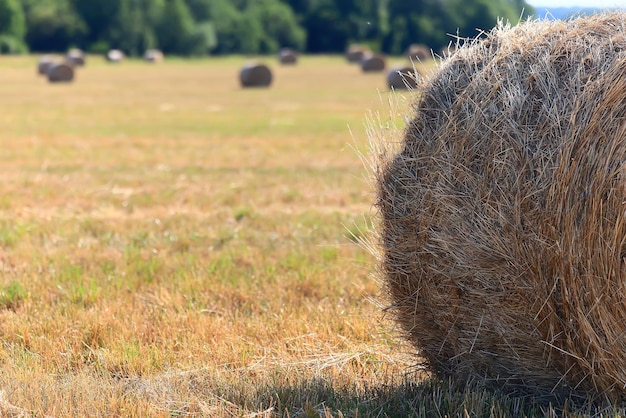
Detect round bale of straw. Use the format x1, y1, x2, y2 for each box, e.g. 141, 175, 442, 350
144, 49, 164, 63
375, 12, 626, 402
279, 48, 298, 65
361, 54, 386, 73
346, 45, 369, 63
106, 49, 125, 63
38, 55, 56, 75
406, 43, 430, 61
386, 66, 419, 90
65, 48, 85, 67
439, 43, 459, 59
47, 63, 74, 83
239, 62, 272, 88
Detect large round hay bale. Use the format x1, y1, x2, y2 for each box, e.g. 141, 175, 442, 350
361, 54, 386, 72
144, 49, 164, 63
439, 43, 459, 59
346, 45, 369, 63
106, 49, 125, 63
386, 66, 419, 90
65, 48, 85, 67
239, 62, 272, 88
38, 55, 56, 75
279, 48, 298, 65
375, 12, 626, 403
47, 63, 74, 83
406, 43, 430, 61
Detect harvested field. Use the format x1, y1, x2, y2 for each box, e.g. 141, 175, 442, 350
0, 54, 423, 417
0, 51, 617, 416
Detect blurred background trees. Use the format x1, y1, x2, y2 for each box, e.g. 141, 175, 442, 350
7, 0, 535, 55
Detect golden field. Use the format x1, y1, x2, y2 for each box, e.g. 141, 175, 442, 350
0, 54, 419, 417
0, 54, 604, 417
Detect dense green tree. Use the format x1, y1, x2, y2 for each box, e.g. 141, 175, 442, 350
246, 0, 306, 52
449, 0, 520, 40
280, 0, 388, 53
0, 0, 26, 53
69, 0, 120, 48
22, 0, 86, 52
107, 0, 164, 55
382, 0, 449, 54
184, 0, 211, 21
383, 0, 534, 54
302, 0, 350, 52
192, 0, 276, 55
156, 0, 216, 55
156, 0, 194, 53
14, 0, 538, 55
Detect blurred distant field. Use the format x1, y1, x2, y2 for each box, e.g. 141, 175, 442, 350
0, 54, 425, 416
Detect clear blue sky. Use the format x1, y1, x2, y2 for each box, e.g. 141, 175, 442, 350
527, 0, 625, 7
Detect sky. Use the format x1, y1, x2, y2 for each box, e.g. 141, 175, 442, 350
527, 0, 626, 7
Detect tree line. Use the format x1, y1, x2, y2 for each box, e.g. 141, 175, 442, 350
0, 0, 535, 56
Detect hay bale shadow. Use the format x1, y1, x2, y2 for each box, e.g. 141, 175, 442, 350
244, 376, 619, 417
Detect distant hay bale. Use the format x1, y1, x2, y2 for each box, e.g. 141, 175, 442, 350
47, 63, 74, 83
279, 48, 298, 65
239, 62, 272, 88
346, 45, 369, 63
386, 66, 419, 90
65, 48, 85, 67
144, 49, 164, 63
374, 12, 626, 403
361, 54, 386, 72
37, 55, 56, 75
106, 49, 125, 63
406, 43, 430, 61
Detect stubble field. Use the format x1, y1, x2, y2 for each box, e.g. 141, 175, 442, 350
0, 54, 423, 417
0, 54, 600, 417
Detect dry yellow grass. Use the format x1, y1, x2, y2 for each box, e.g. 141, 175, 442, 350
0, 54, 430, 416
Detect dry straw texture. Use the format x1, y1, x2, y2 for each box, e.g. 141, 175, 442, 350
239, 62, 273, 88
386, 66, 420, 90
375, 12, 626, 403
47, 63, 74, 83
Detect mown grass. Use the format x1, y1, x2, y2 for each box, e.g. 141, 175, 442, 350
0, 54, 618, 417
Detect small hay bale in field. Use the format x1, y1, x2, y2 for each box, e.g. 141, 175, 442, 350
106, 49, 125, 63
144, 49, 164, 63
374, 12, 626, 403
361, 54, 386, 72
406, 43, 430, 61
65, 48, 85, 67
279, 48, 298, 65
346, 45, 369, 63
386, 66, 419, 90
47, 63, 74, 83
37, 55, 56, 75
239, 62, 272, 88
